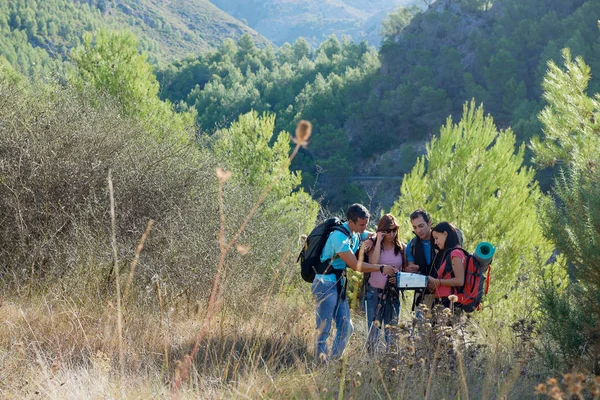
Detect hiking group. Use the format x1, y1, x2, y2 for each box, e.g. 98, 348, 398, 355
298, 204, 495, 363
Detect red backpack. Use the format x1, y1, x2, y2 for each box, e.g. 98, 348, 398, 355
441, 247, 492, 312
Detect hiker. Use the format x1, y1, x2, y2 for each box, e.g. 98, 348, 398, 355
405, 209, 436, 310
364, 214, 406, 354
313, 203, 396, 363
427, 222, 466, 309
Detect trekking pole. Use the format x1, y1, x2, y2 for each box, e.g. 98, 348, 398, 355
361, 285, 385, 357
361, 296, 372, 357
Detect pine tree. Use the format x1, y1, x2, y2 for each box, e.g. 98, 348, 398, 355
392, 100, 556, 309
69, 29, 195, 143
533, 49, 600, 371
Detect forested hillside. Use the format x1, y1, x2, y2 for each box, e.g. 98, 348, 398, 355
0, 0, 266, 77
210, 0, 418, 47
158, 0, 600, 209
2, 0, 600, 209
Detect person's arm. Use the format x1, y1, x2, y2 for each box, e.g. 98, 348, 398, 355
359, 230, 375, 242
428, 253, 465, 290
404, 240, 419, 273
367, 231, 384, 264
338, 250, 395, 276
360, 231, 376, 253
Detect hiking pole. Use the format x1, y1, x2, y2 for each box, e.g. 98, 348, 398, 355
361, 296, 371, 357
361, 287, 385, 357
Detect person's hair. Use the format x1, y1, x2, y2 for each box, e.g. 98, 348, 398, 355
346, 203, 370, 222
431, 222, 460, 251
410, 208, 431, 224
376, 214, 405, 256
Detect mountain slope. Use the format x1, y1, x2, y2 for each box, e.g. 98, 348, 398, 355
209, 0, 418, 47
103, 0, 269, 61
0, 0, 268, 77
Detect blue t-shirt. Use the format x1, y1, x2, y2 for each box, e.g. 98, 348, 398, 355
406, 238, 432, 266
317, 222, 370, 282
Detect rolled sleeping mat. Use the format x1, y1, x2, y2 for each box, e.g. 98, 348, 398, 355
474, 241, 496, 266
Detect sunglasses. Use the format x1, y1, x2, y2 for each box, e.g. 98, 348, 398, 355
381, 227, 398, 234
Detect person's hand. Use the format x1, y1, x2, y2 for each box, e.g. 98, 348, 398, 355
376, 231, 385, 242
427, 277, 438, 291
382, 265, 395, 276
361, 239, 373, 253
389, 274, 397, 285
404, 263, 419, 273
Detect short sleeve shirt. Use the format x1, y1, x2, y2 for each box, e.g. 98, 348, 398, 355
435, 248, 467, 298
319, 222, 367, 271
406, 238, 432, 265
368, 247, 403, 289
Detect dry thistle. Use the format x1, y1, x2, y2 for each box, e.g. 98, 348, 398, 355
235, 244, 249, 255
293, 120, 312, 147
216, 167, 232, 183
448, 294, 458, 303
319, 352, 327, 363
535, 383, 547, 394
298, 234, 308, 246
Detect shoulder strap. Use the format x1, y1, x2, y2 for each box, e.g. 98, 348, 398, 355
410, 236, 418, 258
441, 246, 469, 278
327, 225, 353, 264
332, 225, 351, 238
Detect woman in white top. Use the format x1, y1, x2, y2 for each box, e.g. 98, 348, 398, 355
365, 214, 407, 354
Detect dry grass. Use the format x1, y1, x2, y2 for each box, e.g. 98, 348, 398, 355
1, 283, 561, 400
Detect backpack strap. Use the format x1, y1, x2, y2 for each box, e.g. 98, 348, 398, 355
439, 246, 469, 279
324, 225, 353, 267
320, 225, 353, 300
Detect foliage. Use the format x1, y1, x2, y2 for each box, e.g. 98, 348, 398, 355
533, 51, 600, 372
0, 77, 218, 294
0, 73, 318, 303
157, 34, 381, 207
392, 101, 557, 310
157, 0, 600, 209
0, 0, 265, 77
381, 5, 421, 42
211, 112, 301, 197
3, 0, 600, 209
70, 29, 195, 143
532, 49, 600, 169
209, 111, 319, 282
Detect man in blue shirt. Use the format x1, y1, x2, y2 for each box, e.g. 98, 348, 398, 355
312, 203, 395, 363
405, 209, 435, 310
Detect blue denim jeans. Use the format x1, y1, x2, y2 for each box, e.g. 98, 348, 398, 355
312, 278, 353, 362
365, 284, 400, 354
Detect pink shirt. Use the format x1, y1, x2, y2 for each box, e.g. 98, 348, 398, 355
435, 248, 466, 298
368, 247, 404, 289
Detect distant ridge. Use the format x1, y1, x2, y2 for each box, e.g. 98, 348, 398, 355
209, 0, 419, 47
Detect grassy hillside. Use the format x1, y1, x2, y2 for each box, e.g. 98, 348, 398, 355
0, 0, 267, 77
210, 0, 419, 47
